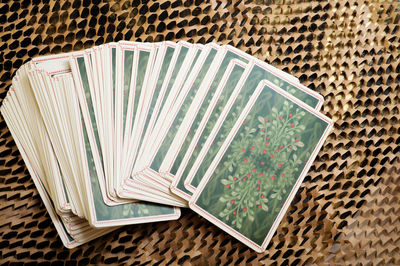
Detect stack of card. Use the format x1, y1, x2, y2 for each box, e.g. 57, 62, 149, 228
1, 41, 332, 252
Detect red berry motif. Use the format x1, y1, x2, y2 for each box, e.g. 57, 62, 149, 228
220, 108, 307, 223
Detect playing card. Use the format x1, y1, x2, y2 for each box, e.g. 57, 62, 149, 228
134, 41, 199, 171
125, 41, 178, 180
132, 43, 214, 191
116, 41, 191, 206
157, 45, 255, 182
78, 112, 181, 227
181, 60, 324, 196
70, 50, 131, 206
1, 83, 115, 249
189, 79, 332, 252
26, 59, 75, 214
119, 41, 158, 192
170, 58, 250, 200
123, 42, 203, 199
1, 40, 330, 249
69, 52, 181, 226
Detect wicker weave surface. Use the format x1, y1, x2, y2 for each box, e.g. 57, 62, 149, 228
0, 0, 399, 264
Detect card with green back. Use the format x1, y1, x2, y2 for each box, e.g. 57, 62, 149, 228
80, 108, 180, 227
160, 44, 300, 182
119, 42, 177, 196
189, 80, 332, 252
118, 43, 203, 205
170, 57, 250, 200
131, 43, 203, 190
183, 60, 324, 195
150, 43, 222, 180
70, 53, 180, 227
133, 41, 195, 172
120, 42, 157, 193
72, 52, 113, 205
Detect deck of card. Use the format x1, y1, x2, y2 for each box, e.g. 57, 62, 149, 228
1, 41, 332, 251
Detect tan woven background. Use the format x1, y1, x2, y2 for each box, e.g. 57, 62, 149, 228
1, 0, 399, 264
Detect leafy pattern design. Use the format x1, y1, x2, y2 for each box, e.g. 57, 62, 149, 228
194, 86, 329, 246
188, 64, 321, 190
218, 101, 307, 228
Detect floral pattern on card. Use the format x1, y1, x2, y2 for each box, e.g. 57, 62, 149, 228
194, 85, 329, 245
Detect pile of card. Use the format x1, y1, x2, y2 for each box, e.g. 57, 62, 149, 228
1, 41, 332, 252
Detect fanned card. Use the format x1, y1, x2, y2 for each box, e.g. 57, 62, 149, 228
189, 80, 332, 252
171, 56, 323, 200
69, 52, 181, 226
